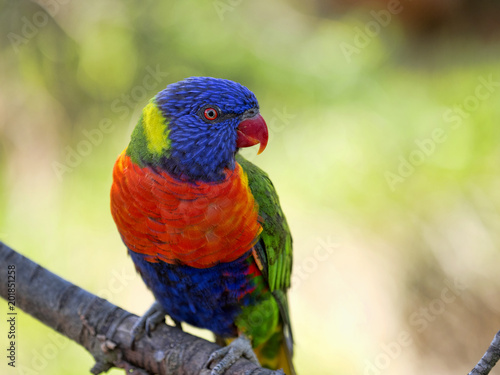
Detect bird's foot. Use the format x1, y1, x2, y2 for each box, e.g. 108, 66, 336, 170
130, 301, 181, 348
207, 334, 259, 375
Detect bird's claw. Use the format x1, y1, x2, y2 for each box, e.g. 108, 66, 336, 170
130, 301, 167, 348
207, 334, 259, 375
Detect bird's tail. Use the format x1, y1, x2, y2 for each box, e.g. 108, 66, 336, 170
253, 325, 296, 375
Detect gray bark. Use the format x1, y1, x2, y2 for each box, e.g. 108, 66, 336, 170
469, 330, 500, 375
0, 242, 279, 375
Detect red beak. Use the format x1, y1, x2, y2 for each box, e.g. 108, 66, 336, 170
236, 113, 269, 154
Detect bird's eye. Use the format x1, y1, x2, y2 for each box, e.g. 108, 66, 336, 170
204, 108, 218, 120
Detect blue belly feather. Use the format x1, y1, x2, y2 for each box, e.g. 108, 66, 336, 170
129, 249, 257, 337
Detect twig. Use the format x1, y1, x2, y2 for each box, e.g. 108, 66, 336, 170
468, 331, 500, 375
0, 242, 279, 375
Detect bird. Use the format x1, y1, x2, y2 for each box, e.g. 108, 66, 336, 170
110, 76, 295, 375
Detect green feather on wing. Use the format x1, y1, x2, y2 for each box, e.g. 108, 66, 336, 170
236, 154, 294, 349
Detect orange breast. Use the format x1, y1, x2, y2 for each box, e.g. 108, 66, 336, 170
110, 151, 262, 268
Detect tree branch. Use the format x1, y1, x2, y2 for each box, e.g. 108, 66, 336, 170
0, 242, 280, 375
469, 330, 500, 375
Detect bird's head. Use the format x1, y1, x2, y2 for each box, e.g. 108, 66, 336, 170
126, 76, 268, 181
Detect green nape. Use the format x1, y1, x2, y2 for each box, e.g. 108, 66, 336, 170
126, 99, 171, 166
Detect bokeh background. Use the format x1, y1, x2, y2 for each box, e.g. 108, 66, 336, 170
1, 0, 500, 374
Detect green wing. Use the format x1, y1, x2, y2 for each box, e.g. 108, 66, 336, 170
236, 154, 294, 346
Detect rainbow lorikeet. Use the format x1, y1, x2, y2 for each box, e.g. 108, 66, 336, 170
110, 77, 295, 374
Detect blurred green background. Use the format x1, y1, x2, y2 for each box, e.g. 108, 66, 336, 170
1, 0, 500, 374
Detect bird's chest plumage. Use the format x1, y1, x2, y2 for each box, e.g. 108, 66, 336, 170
110, 151, 265, 335
111, 151, 262, 268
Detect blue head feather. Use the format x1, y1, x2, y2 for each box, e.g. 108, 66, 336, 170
154, 76, 260, 182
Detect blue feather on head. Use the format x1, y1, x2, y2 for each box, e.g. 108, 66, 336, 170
155, 77, 261, 182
